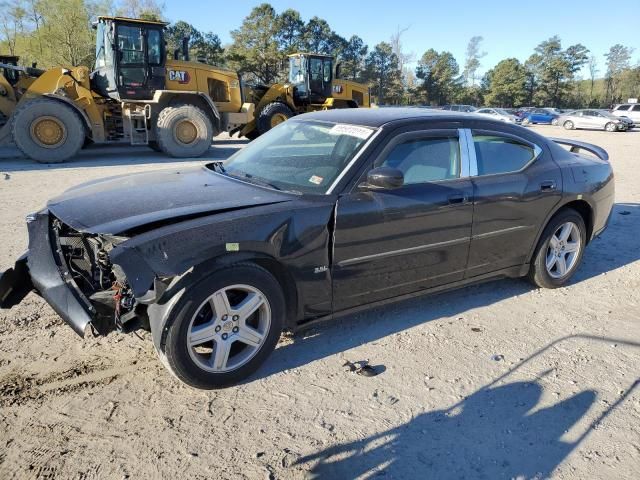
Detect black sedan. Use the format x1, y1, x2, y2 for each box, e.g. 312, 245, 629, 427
0, 109, 615, 389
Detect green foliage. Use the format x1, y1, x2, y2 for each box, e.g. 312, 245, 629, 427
363, 42, 402, 104
339, 35, 368, 81
483, 58, 526, 107
415, 48, 461, 105
166, 21, 224, 66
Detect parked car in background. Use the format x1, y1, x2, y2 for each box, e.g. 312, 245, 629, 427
558, 109, 627, 132
514, 107, 535, 119
598, 110, 634, 129
522, 108, 560, 125
610, 104, 640, 125
475, 107, 521, 123
0, 108, 615, 389
441, 104, 477, 112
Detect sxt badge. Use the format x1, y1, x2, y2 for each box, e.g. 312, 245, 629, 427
168, 70, 190, 84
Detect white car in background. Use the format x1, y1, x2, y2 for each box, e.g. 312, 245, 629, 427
610, 104, 640, 126
475, 107, 520, 123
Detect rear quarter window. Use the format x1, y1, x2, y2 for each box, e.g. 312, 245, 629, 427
615, 105, 631, 111
472, 134, 538, 176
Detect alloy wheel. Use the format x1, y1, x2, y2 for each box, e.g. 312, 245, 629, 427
545, 222, 582, 279
186, 284, 271, 372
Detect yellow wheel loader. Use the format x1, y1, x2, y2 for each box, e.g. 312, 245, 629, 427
0, 17, 258, 163
0, 17, 370, 163
239, 53, 371, 139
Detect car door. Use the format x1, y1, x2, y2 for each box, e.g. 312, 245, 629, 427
465, 126, 563, 277
629, 104, 640, 123
571, 111, 585, 128
332, 127, 474, 311
584, 110, 602, 129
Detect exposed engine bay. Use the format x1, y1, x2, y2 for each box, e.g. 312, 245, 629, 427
52, 217, 142, 334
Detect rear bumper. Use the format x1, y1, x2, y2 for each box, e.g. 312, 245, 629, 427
0, 212, 95, 336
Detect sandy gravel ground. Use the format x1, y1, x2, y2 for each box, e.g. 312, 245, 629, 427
0, 126, 639, 479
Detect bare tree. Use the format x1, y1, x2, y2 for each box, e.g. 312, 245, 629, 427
588, 55, 598, 105
389, 25, 414, 103
463, 36, 486, 86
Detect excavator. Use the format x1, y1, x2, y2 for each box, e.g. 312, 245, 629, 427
0, 16, 370, 163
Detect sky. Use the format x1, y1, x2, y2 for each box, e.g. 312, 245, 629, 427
164, 0, 639, 77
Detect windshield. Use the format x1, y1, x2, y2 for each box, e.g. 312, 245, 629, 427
494, 108, 510, 116
218, 120, 375, 194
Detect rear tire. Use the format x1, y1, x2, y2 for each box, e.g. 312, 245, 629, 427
551, 118, 559, 126
257, 102, 294, 135
528, 209, 586, 289
12, 98, 84, 163
563, 120, 574, 130
522, 118, 531, 126
155, 104, 214, 158
148, 140, 162, 152
163, 264, 285, 389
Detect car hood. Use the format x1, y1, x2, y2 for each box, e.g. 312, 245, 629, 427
47, 164, 294, 235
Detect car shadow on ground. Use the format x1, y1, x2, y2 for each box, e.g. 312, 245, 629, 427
0, 138, 247, 171
295, 335, 640, 479
255, 203, 640, 381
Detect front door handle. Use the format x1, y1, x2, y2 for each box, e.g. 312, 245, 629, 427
448, 193, 467, 204
540, 181, 556, 192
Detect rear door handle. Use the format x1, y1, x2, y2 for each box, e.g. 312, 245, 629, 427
540, 181, 556, 192
447, 193, 467, 204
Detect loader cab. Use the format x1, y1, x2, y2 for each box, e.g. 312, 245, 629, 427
92, 16, 166, 101
0, 55, 20, 85
288, 53, 333, 105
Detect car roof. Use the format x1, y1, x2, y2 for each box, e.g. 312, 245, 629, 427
297, 107, 483, 128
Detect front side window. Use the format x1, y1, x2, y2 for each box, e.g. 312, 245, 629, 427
616, 105, 630, 111
379, 136, 461, 184
95, 23, 106, 68
147, 29, 162, 65
220, 121, 375, 194
473, 134, 537, 176
632, 105, 640, 112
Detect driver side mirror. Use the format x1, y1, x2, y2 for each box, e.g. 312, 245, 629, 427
363, 167, 404, 190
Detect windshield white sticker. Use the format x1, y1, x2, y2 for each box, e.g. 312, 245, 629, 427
309, 175, 324, 185
329, 124, 373, 139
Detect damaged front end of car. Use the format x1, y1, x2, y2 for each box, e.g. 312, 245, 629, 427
0, 210, 146, 336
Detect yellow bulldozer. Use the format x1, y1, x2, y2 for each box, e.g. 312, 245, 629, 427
0, 16, 370, 163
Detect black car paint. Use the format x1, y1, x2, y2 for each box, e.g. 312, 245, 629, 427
0, 109, 614, 351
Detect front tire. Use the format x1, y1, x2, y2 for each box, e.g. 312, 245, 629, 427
163, 264, 285, 389
155, 104, 214, 158
528, 209, 586, 289
563, 120, 574, 130
522, 118, 531, 126
551, 118, 559, 126
12, 98, 85, 163
605, 122, 617, 132
257, 102, 294, 135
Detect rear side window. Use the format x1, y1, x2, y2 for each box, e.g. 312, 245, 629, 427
616, 105, 630, 111
472, 134, 537, 176
380, 136, 461, 184
632, 105, 640, 112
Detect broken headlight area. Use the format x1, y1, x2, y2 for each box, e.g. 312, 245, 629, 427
51, 217, 146, 334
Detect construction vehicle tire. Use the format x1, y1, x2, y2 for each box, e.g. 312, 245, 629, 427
12, 98, 85, 163
257, 102, 294, 134
155, 104, 213, 158
148, 140, 162, 152
244, 130, 260, 141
